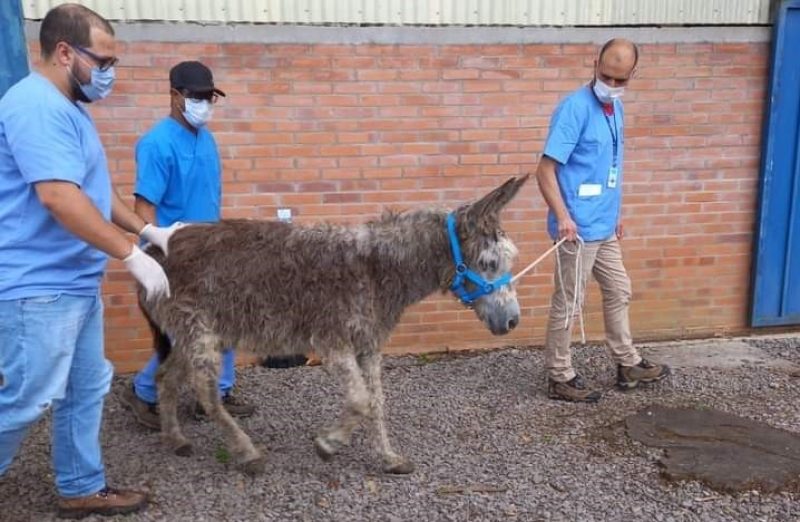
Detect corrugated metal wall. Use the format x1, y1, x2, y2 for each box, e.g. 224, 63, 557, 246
23, 0, 773, 25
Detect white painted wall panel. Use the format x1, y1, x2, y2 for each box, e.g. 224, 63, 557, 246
23, 0, 773, 25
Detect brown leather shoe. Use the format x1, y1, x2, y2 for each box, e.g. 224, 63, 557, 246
57, 486, 147, 519
220, 392, 256, 417
121, 383, 160, 431
617, 358, 671, 390
548, 374, 602, 403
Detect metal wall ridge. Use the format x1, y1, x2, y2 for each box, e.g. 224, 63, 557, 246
23, 21, 773, 45
23, 1, 773, 26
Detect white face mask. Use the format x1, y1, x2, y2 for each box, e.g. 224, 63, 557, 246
593, 78, 625, 104
183, 98, 212, 128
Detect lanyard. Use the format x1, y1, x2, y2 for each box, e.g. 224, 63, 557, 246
589, 85, 621, 168
603, 110, 618, 168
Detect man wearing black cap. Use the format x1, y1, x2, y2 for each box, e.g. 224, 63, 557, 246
122, 61, 255, 428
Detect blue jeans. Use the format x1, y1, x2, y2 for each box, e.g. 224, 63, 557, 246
133, 348, 236, 404
0, 294, 112, 498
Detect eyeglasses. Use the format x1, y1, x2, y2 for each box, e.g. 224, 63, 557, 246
179, 89, 220, 104
72, 45, 118, 72
597, 70, 633, 87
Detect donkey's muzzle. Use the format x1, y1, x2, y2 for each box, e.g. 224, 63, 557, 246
488, 313, 520, 335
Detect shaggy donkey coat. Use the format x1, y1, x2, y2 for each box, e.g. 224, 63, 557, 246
138, 174, 528, 475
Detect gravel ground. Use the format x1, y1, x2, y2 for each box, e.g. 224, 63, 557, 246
2, 335, 799, 522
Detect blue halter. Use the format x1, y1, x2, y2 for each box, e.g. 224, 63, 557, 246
446, 213, 512, 306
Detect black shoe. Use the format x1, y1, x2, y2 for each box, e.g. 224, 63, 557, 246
193, 391, 256, 420
261, 355, 309, 368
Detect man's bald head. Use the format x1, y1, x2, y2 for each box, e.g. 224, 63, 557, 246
594, 38, 638, 87
599, 39, 638, 70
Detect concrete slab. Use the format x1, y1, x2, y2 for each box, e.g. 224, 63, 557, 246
638, 339, 799, 371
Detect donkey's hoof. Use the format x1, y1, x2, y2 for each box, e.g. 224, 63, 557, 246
313, 436, 340, 462
384, 459, 415, 475
174, 443, 193, 457
239, 455, 267, 476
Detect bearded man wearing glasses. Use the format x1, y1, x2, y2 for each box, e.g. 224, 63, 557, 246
0, 3, 183, 518
121, 61, 257, 429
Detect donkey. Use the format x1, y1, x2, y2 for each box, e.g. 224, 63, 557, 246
137, 174, 529, 476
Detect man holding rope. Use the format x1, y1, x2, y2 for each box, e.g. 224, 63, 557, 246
535, 38, 671, 402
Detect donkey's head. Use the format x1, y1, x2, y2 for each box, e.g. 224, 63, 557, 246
450, 174, 529, 335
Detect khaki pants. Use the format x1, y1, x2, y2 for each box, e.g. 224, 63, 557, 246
544, 236, 641, 382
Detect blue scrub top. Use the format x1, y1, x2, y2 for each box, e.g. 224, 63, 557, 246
134, 117, 221, 227
0, 73, 112, 299
543, 85, 624, 242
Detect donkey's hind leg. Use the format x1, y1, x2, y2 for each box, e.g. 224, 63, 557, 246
359, 351, 414, 474
156, 349, 192, 456
314, 347, 370, 462
188, 337, 265, 476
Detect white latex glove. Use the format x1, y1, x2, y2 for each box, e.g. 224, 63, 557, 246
123, 245, 171, 300
139, 222, 187, 256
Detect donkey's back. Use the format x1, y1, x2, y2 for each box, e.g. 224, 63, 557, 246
144, 219, 378, 355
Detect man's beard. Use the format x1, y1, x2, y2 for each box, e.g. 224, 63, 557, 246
67, 62, 91, 103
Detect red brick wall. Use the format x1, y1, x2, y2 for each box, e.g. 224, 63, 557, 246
26, 39, 769, 372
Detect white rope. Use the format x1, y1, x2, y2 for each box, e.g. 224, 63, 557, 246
555, 237, 586, 345
510, 237, 567, 284
510, 235, 586, 344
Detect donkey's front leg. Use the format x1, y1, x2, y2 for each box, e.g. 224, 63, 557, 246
314, 349, 369, 461
359, 352, 414, 474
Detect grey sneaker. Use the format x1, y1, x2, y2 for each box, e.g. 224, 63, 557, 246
193, 391, 256, 420
548, 374, 602, 403
121, 384, 160, 431
617, 358, 671, 390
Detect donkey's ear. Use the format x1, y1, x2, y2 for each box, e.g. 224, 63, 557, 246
469, 173, 530, 219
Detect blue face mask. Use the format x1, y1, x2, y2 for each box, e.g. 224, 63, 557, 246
68, 63, 115, 103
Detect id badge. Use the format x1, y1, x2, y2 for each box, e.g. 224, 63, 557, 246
607, 167, 618, 189
578, 183, 602, 197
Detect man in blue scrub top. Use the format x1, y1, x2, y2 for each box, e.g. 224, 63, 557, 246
536, 39, 671, 402
0, 4, 183, 518
122, 61, 255, 429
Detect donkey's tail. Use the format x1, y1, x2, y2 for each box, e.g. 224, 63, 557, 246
137, 302, 173, 363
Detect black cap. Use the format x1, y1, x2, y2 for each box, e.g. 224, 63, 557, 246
169, 61, 226, 97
